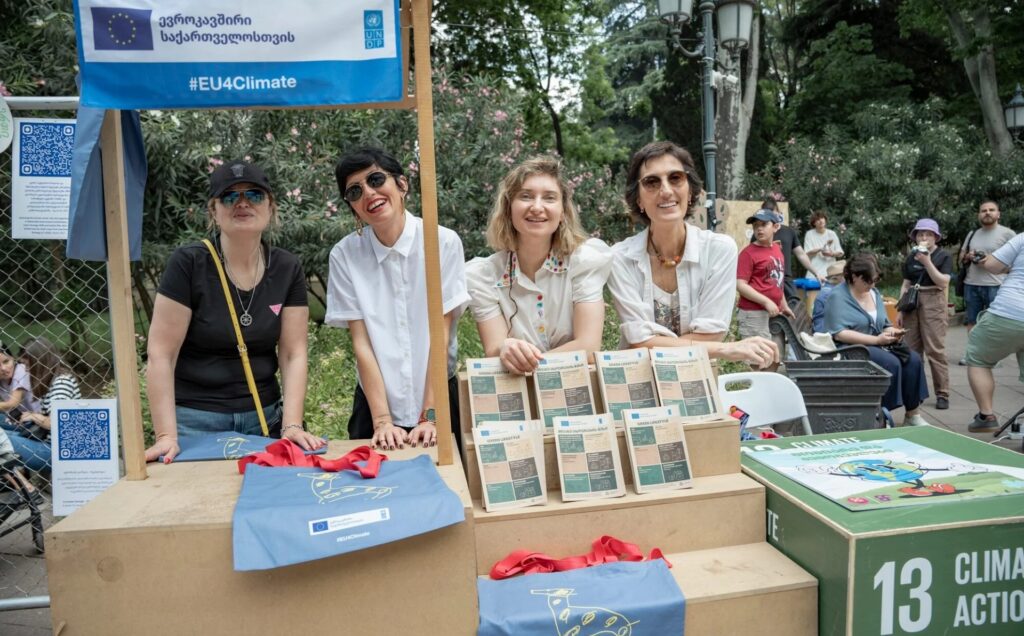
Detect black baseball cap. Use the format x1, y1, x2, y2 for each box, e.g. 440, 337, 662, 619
209, 160, 274, 199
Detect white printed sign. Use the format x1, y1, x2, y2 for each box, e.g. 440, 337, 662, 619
51, 399, 119, 516
11, 117, 74, 240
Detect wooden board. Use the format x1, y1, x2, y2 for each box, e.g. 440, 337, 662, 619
46, 440, 478, 634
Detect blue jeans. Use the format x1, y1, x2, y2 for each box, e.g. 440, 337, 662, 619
866, 346, 929, 412
9, 432, 50, 472
176, 401, 282, 438
964, 284, 1000, 325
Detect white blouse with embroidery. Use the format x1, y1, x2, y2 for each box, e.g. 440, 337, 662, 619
465, 237, 612, 352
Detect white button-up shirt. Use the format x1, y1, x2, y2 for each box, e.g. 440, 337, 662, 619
608, 224, 738, 345
465, 238, 612, 351
325, 212, 470, 427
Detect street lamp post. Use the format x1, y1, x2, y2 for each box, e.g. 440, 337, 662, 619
659, 0, 756, 230
1005, 84, 1024, 141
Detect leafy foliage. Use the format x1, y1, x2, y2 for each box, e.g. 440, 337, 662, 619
745, 100, 1024, 272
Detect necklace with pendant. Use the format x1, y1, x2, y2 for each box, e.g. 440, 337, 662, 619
220, 238, 264, 328
648, 232, 683, 268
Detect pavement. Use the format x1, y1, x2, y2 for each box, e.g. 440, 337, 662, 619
0, 323, 1020, 635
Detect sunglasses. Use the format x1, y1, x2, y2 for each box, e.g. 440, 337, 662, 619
344, 171, 390, 203
639, 171, 688, 192
220, 189, 266, 206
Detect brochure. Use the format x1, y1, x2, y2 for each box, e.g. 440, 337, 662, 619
532, 350, 596, 431
622, 405, 693, 494
473, 420, 547, 512
650, 346, 721, 420
552, 413, 626, 502
595, 348, 659, 425
467, 357, 532, 427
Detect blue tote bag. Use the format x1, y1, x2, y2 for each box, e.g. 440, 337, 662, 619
171, 433, 326, 462
478, 560, 685, 636
233, 454, 465, 571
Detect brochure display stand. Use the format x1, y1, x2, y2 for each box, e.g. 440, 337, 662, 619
460, 367, 819, 635
742, 427, 1024, 636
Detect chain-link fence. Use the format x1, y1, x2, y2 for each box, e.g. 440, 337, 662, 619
0, 106, 121, 614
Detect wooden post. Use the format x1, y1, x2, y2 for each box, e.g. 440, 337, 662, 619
410, 0, 452, 466
100, 110, 147, 480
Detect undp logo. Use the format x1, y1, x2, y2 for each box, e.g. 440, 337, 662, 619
91, 7, 154, 51
364, 10, 384, 50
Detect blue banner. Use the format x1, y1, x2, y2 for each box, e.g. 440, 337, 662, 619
170, 433, 326, 462
73, 1, 403, 109
233, 455, 465, 571
477, 561, 686, 636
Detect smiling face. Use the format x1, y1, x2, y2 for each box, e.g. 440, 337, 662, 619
637, 154, 691, 226
510, 174, 563, 247
211, 182, 272, 237
345, 164, 407, 232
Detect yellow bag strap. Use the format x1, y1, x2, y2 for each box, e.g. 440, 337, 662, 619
202, 239, 269, 436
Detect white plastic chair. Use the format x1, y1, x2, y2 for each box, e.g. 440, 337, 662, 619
718, 372, 813, 436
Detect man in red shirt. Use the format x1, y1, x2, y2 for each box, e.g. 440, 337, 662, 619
737, 209, 794, 366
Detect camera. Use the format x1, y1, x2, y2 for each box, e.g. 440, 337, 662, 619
913, 245, 929, 254
971, 251, 987, 264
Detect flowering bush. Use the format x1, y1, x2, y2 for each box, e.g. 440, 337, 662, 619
745, 100, 1024, 273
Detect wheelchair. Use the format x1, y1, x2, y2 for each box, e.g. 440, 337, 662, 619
0, 453, 45, 553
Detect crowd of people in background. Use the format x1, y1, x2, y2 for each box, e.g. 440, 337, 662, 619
2, 144, 1020, 474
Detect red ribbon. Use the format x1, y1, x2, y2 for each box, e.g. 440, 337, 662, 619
237, 439, 386, 478
490, 535, 670, 580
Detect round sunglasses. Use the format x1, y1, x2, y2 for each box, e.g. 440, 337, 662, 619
220, 189, 267, 206
344, 171, 390, 203
639, 170, 688, 192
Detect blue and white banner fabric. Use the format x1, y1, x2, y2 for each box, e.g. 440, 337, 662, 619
233, 454, 465, 571
477, 561, 686, 636
170, 433, 326, 462
73, 0, 403, 109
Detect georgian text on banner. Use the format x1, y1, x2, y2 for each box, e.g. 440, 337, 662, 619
73, 0, 403, 109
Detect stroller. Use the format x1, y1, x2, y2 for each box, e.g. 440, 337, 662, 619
0, 425, 45, 553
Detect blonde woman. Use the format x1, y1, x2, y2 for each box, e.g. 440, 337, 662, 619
466, 156, 612, 374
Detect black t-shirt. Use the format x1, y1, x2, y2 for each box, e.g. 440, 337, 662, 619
157, 241, 308, 413
902, 247, 953, 287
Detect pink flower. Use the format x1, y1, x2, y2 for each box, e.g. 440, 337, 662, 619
265, 132, 274, 141
408, 161, 418, 174
494, 110, 508, 122
290, 127, 299, 136
0, 82, 11, 97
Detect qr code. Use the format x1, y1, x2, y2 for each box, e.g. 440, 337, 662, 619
18, 122, 75, 177
58, 409, 111, 461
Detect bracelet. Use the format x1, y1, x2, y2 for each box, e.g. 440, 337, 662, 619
281, 423, 304, 433
373, 420, 394, 431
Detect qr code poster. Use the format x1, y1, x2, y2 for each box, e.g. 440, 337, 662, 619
11, 117, 74, 240
51, 398, 119, 517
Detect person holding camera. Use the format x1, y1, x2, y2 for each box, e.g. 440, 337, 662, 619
896, 219, 953, 410
965, 231, 1024, 432
957, 200, 1016, 363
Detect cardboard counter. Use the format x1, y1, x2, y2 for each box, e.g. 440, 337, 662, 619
45, 440, 478, 635
741, 427, 1024, 636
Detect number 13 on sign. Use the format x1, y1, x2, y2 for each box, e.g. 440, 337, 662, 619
873, 558, 933, 634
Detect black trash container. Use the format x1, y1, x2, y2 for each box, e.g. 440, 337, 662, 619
784, 360, 892, 434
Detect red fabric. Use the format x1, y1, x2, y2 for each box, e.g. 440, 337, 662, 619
737, 242, 785, 311
490, 535, 670, 580
237, 439, 386, 478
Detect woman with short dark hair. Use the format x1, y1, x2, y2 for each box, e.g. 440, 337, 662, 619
606, 141, 778, 368
803, 210, 843, 281
326, 147, 470, 450
825, 253, 929, 425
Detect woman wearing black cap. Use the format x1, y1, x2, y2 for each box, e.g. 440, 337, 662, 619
143, 160, 325, 463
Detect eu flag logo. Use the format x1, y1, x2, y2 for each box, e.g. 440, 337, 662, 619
311, 521, 329, 533
91, 7, 153, 51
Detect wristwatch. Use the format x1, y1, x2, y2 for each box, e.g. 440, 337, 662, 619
418, 408, 436, 424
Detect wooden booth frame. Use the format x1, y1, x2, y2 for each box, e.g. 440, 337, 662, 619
98, 0, 456, 480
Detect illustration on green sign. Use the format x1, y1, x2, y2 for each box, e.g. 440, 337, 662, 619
745, 438, 1024, 511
